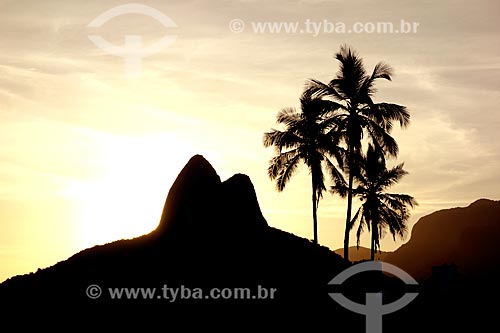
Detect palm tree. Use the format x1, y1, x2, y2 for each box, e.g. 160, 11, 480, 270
263, 89, 346, 244
334, 145, 417, 260
307, 45, 411, 261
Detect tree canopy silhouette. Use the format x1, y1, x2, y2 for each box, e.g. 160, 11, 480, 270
332, 145, 417, 260
263, 89, 345, 244
307, 45, 411, 260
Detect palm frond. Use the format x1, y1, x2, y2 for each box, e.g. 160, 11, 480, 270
310, 160, 327, 202
276, 107, 301, 127
323, 157, 347, 195
305, 78, 345, 102
334, 45, 367, 99
364, 118, 399, 157
371, 62, 393, 81
379, 201, 409, 241
378, 163, 408, 189
358, 62, 392, 106
320, 99, 347, 117
376, 103, 410, 128
273, 152, 302, 192
350, 205, 364, 232
383, 193, 418, 209
263, 129, 303, 151
267, 149, 299, 180
354, 208, 367, 248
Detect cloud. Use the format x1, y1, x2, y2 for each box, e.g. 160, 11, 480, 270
0, 0, 499, 266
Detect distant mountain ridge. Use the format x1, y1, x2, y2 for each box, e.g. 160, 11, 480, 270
336, 199, 500, 280
385, 198, 500, 279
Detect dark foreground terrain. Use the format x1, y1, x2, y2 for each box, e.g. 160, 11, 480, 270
1, 155, 498, 331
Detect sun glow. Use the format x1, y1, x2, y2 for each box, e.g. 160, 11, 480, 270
63, 132, 201, 249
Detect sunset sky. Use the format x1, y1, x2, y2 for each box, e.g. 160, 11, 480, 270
1, 0, 499, 282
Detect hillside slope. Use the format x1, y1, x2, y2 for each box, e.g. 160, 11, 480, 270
0, 155, 351, 328
385, 199, 500, 279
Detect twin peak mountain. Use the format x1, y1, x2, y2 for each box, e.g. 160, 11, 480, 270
156, 154, 267, 241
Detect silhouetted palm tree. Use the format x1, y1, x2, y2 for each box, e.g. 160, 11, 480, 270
307, 45, 410, 260
263, 89, 346, 244
333, 145, 417, 260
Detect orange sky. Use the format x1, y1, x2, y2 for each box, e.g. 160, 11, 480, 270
1, 0, 500, 282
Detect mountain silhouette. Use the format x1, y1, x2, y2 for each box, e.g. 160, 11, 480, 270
384, 199, 500, 280
0, 155, 355, 329
156, 155, 267, 240
335, 199, 500, 332
336, 199, 500, 282
1, 156, 498, 330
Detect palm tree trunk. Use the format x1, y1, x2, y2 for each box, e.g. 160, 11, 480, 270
343, 147, 354, 261
370, 221, 375, 261
312, 176, 318, 244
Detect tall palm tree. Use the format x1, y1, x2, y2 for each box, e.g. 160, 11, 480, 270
263, 89, 346, 244
336, 145, 417, 260
307, 45, 411, 261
